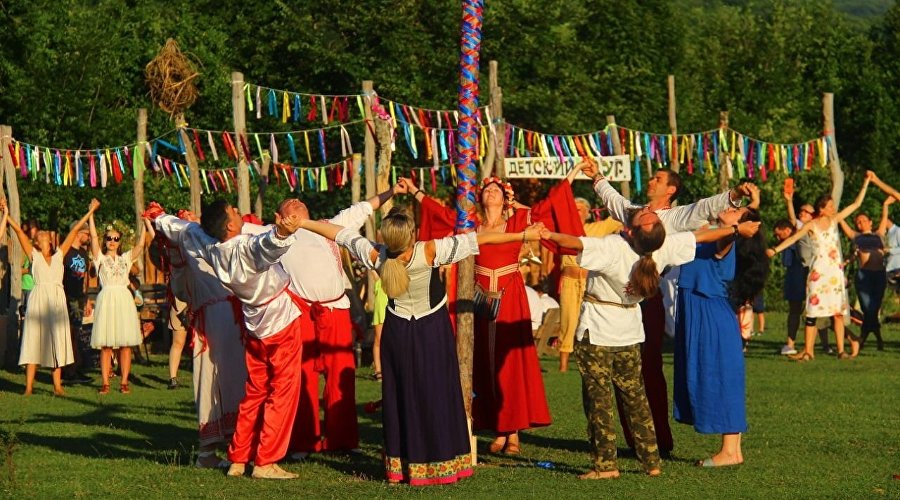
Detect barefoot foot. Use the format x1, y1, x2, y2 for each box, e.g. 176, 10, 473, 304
579, 470, 620, 480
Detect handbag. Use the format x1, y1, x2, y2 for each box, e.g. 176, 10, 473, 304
473, 284, 504, 320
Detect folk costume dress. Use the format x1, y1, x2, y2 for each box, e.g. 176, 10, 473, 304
18, 249, 74, 368
154, 214, 302, 468
164, 236, 247, 447
90, 251, 142, 349
337, 228, 478, 486
674, 243, 747, 435
418, 181, 583, 434
805, 220, 849, 318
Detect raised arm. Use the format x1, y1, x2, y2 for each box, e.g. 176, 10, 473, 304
768, 221, 814, 257
0, 201, 8, 245
868, 170, 900, 201
366, 180, 407, 212
838, 218, 858, 240
303, 219, 381, 268
878, 197, 895, 236
581, 158, 637, 224
835, 177, 870, 221
59, 200, 100, 256
540, 229, 584, 251
693, 221, 761, 244
128, 219, 148, 264
784, 190, 799, 226
88, 208, 102, 259
7, 214, 33, 257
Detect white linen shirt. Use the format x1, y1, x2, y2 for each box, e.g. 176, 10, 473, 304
155, 214, 298, 339
246, 202, 373, 309
594, 178, 737, 335
575, 232, 697, 347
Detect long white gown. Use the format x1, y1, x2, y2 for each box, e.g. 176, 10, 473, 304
18, 249, 74, 367
90, 250, 142, 348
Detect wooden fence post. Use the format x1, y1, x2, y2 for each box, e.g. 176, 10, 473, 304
606, 116, 630, 198
823, 93, 844, 208
232, 71, 251, 215
718, 111, 731, 191
668, 75, 680, 173
483, 60, 505, 179
362, 81, 376, 310
177, 114, 202, 216
254, 150, 271, 220
1, 125, 23, 368
135, 109, 147, 280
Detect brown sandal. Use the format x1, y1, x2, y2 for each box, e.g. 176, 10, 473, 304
790, 352, 813, 362
98, 384, 110, 395
119, 383, 131, 394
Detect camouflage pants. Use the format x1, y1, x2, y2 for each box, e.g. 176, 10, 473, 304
575, 339, 660, 472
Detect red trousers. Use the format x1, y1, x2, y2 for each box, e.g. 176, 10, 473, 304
617, 293, 674, 452
227, 317, 303, 466
288, 301, 359, 452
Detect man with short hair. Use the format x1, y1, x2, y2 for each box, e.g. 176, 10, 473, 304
580, 158, 750, 457
62, 222, 92, 383
150, 199, 305, 480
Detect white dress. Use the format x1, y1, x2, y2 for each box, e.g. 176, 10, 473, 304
90, 250, 142, 348
18, 249, 74, 367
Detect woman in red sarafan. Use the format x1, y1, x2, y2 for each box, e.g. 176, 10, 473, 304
410, 167, 584, 454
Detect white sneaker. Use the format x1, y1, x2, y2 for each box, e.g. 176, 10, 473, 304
780, 345, 798, 355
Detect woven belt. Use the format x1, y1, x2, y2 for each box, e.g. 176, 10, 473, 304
582, 293, 637, 309
475, 263, 520, 293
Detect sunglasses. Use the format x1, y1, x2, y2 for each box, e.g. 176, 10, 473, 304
105, 235, 121, 242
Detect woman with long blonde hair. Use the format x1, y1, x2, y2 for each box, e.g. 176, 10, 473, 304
298, 200, 544, 486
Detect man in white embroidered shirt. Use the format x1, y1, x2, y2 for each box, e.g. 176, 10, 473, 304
580, 158, 751, 457
149, 199, 305, 480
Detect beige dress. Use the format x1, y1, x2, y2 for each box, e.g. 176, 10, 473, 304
18, 249, 74, 367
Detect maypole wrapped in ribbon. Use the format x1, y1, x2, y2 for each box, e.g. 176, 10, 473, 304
455, 0, 483, 233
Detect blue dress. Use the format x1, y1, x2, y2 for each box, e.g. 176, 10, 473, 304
673, 243, 747, 434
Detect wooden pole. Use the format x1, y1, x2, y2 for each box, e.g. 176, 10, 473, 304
362, 81, 376, 310
1, 125, 23, 368
254, 150, 271, 220
718, 111, 731, 192
484, 60, 505, 179
823, 93, 844, 208
668, 75, 680, 173
135, 109, 147, 280
374, 104, 394, 217
232, 71, 251, 215
177, 114, 202, 215
606, 116, 630, 198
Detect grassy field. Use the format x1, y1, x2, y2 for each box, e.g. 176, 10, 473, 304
0, 312, 897, 499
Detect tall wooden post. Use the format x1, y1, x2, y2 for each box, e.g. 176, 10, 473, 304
362, 80, 377, 310
483, 60, 505, 179
135, 109, 147, 279
1, 125, 23, 368
374, 105, 394, 216
718, 111, 731, 192
254, 150, 271, 220
606, 116, 630, 198
668, 75, 680, 173
177, 114, 202, 215
823, 93, 844, 208
232, 71, 251, 215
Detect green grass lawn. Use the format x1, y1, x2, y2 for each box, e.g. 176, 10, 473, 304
0, 312, 898, 499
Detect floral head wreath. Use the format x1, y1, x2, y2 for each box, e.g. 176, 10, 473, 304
479, 176, 516, 207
